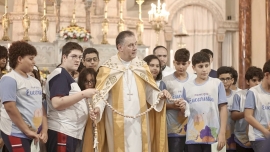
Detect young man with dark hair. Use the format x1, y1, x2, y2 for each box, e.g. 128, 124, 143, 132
0, 46, 8, 78
217, 66, 237, 152
244, 60, 270, 152
46, 42, 97, 152
82, 48, 100, 71
153, 46, 175, 77
161, 48, 196, 152
0, 41, 46, 151
200, 49, 217, 78
182, 52, 227, 152
230, 68, 241, 91
231, 66, 263, 152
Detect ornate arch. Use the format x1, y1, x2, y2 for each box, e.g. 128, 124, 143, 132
167, 0, 225, 27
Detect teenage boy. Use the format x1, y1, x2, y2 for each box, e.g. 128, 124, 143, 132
182, 52, 227, 152
0, 41, 47, 151
231, 66, 263, 152
244, 60, 270, 152
161, 48, 196, 152
200, 49, 217, 78
230, 68, 241, 91
46, 42, 97, 152
217, 66, 237, 152
153, 46, 175, 77
82, 48, 100, 71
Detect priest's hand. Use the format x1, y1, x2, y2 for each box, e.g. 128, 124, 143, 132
160, 90, 171, 99
83, 89, 98, 98
90, 107, 100, 121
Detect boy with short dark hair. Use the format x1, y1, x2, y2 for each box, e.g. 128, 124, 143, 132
160, 48, 196, 152
46, 42, 97, 152
217, 66, 237, 152
244, 60, 270, 152
200, 49, 217, 78
182, 52, 227, 152
230, 68, 241, 91
82, 48, 100, 71
231, 66, 263, 152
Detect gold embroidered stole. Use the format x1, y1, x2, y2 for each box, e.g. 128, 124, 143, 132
82, 55, 168, 152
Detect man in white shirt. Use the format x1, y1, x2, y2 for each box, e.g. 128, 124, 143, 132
153, 46, 175, 77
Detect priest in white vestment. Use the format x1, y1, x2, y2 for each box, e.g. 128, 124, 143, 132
82, 30, 169, 152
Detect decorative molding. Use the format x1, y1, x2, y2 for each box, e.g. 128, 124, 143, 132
167, 0, 224, 26
218, 21, 239, 31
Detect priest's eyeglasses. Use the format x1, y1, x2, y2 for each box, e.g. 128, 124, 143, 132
85, 80, 96, 86
219, 77, 232, 82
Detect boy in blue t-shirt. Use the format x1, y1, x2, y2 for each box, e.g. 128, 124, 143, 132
217, 66, 237, 152
182, 52, 227, 152
231, 66, 263, 152
244, 60, 270, 152
0, 41, 46, 151
161, 48, 196, 152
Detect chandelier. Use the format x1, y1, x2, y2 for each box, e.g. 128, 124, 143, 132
148, 0, 169, 46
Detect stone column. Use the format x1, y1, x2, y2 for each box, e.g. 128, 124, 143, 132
164, 27, 173, 67
239, 0, 252, 89
267, 0, 270, 60
85, 1, 92, 32
217, 29, 226, 68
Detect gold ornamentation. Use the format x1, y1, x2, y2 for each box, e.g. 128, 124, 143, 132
1, 13, 10, 41
101, 0, 110, 44
41, 0, 49, 42
136, 0, 144, 45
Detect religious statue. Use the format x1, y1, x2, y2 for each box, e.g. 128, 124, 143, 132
136, 21, 144, 45
22, 13, 31, 41
101, 19, 109, 44
41, 15, 49, 42
1, 13, 10, 41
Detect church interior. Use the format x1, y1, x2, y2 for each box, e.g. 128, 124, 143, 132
0, 0, 269, 89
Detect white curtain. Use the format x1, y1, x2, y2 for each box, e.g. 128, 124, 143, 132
222, 32, 233, 66
171, 5, 218, 73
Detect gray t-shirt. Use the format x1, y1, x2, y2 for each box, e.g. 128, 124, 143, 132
0, 70, 43, 138
161, 72, 196, 137
244, 84, 270, 141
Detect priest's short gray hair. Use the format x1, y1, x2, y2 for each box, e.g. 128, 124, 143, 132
116, 30, 135, 50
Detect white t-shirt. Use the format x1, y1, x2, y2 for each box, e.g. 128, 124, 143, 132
162, 66, 175, 78
183, 77, 227, 144
161, 72, 196, 137
0, 70, 43, 138
46, 68, 88, 139
244, 84, 270, 141
226, 90, 236, 150
231, 89, 252, 148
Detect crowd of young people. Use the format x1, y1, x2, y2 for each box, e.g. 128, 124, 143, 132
0, 39, 269, 152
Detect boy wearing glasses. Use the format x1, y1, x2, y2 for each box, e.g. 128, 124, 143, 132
46, 42, 97, 152
217, 66, 237, 152
231, 66, 263, 152
82, 48, 100, 71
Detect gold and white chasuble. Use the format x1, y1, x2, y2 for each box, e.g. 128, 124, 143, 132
82, 55, 168, 152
